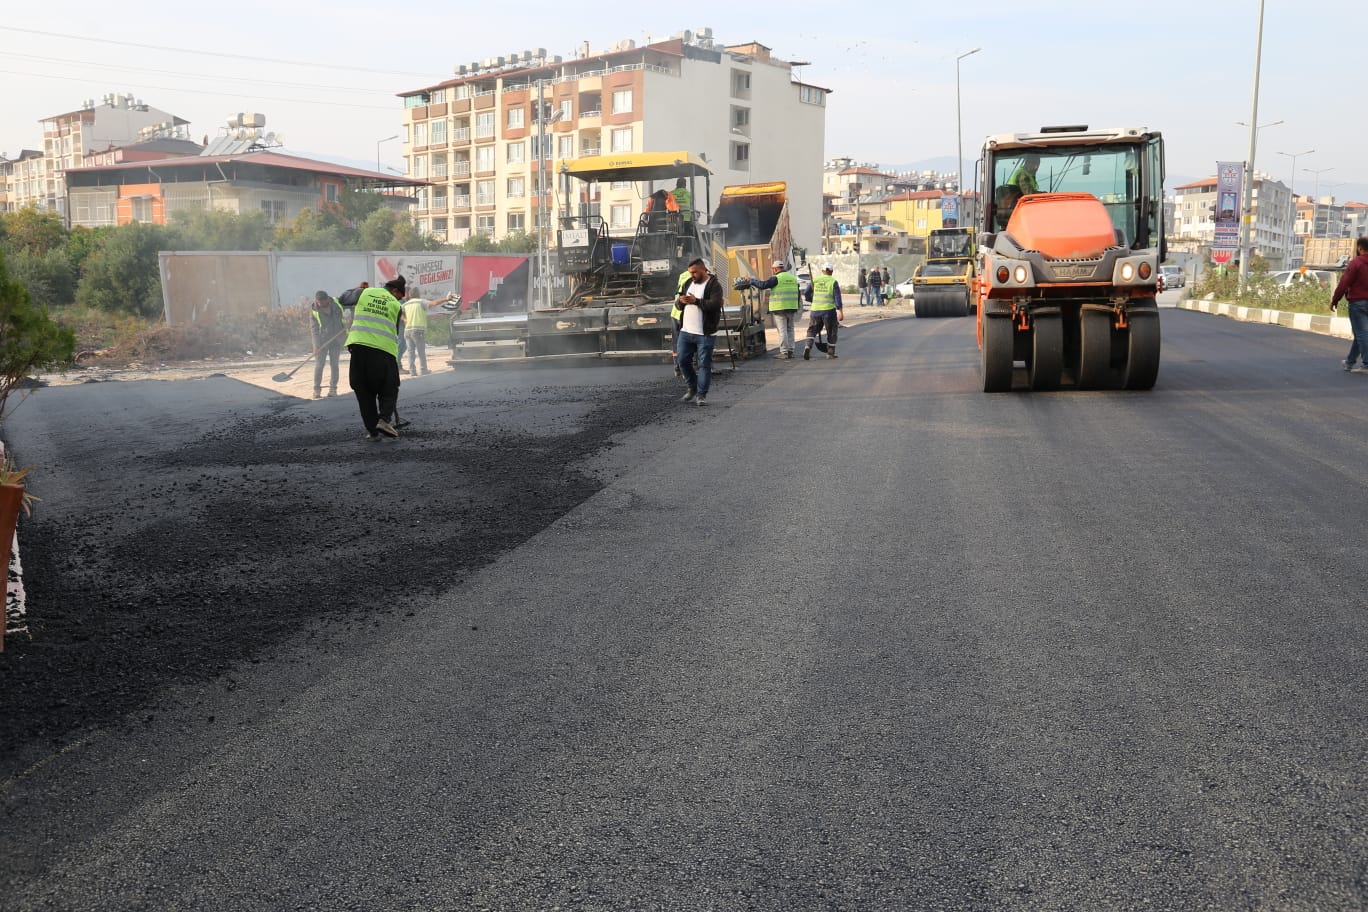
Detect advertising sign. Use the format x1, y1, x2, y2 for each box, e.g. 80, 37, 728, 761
941, 195, 960, 228
1214, 161, 1243, 250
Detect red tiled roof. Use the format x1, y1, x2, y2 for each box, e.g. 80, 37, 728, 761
884, 190, 946, 201
1175, 177, 1217, 190
63, 150, 427, 185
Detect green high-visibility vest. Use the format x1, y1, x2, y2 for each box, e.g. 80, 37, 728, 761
768, 271, 800, 311
344, 288, 402, 358
403, 299, 428, 330
670, 269, 690, 321
672, 186, 692, 219
1008, 165, 1039, 195
812, 274, 838, 311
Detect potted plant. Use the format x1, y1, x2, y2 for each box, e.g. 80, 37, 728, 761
0, 453, 36, 652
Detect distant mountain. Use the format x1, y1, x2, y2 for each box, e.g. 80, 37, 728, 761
882, 157, 960, 176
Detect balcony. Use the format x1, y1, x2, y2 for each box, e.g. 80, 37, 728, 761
452, 195, 472, 211
579, 146, 601, 158
452, 127, 471, 144
452, 160, 472, 177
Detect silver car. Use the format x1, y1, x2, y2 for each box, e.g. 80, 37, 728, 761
1159, 265, 1185, 288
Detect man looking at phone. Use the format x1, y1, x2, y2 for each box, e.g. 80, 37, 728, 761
674, 257, 723, 406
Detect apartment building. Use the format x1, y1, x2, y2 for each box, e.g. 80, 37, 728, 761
15, 94, 188, 219
398, 31, 829, 251
1171, 173, 1294, 268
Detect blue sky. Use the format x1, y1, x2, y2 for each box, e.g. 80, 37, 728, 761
2, 1, 1361, 202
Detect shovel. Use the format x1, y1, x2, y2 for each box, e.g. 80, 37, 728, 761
272, 329, 346, 383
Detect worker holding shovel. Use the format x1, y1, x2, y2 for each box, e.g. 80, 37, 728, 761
311, 290, 346, 399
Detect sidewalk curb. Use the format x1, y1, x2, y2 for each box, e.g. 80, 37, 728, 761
1176, 298, 1351, 340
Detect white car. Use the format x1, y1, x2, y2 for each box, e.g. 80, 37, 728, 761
1159, 265, 1185, 288
1268, 269, 1333, 288
894, 277, 918, 297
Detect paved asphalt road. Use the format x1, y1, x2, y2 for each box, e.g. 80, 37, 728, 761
1, 300, 1365, 911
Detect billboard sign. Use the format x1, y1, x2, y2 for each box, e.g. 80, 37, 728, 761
1214, 161, 1243, 250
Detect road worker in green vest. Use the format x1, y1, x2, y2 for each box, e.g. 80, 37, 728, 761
401, 285, 451, 376
802, 262, 844, 360
671, 178, 693, 223
1007, 153, 1042, 197
740, 260, 801, 359
345, 276, 405, 440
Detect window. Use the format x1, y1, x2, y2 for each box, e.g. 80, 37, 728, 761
475, 111, 496, 139
799, 85, 825, 106
476, 214, 495, 235
130, 197, 154, 223
455, 84, 472, 100
732, 142, 750, 168
508, 212, 525, 232
475, 145, 496, 172
432, 217, 448, 233
432, 153, 448, 178
507, 176, 525, 198
530, 135, 552, 160
412, 123, 428, 147
560, 100, 573, 121
431, 89, 446, 104
404, 93, 429, 109
507, 107, 525, 130
732, 70, 751, 96
325, 184, 339, 203
732, 107, 750, 129
611, 181, 632, 190
260, 200, 287, 224
507, 142, 525, 164
558, 135, 574, 158
430, 119, 447, 144
611, 89, 633, 114
476, 180, 496, 206
610, 204, 632, 228
413, 155, 428, 179
610, 127, 633, 153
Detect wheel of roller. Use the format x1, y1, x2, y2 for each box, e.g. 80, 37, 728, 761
1028, 315, 1063, 391
980, 316, 1014, 392
1076, 309, 1112, 390
1123, 313, 1161, 390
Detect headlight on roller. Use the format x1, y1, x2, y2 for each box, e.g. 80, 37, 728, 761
1013, 265, 1029, 284
1121, 263, 1136, 282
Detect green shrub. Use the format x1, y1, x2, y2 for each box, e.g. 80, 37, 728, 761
0, 249, 76, 418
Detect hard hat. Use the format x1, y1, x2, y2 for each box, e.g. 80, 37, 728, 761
772, 260, 785, 268
822, 262, 834, 271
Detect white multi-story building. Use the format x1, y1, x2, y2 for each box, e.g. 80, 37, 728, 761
398, 31, 829, 251
1171, 173, 1294, 268
16, 94, 188, 220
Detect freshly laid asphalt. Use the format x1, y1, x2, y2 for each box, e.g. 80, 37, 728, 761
1, 296, 1365, 911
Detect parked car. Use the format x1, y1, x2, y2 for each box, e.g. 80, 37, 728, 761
894, 276, 918, 297
1268, 269, 1334, 288
1159, 265, 1185, 288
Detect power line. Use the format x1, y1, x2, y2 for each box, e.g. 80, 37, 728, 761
0, 69, 396, 111
7, 52, 393, 95
0, 25, 441, 80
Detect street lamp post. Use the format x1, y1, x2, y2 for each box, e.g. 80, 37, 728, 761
955, 47, 981, 222
1303, 167, 1334, 240
1276, 148, 1313, 266
1236, 0, 1267, 289
376, 134, 399, 175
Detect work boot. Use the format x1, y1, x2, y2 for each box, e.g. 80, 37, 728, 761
313, 389, 322, 399
826, 345, 838, 359
375, 419, 399, 438
680, 389, 696, 402
327, 387, 338, 397
802, 343, 811, 361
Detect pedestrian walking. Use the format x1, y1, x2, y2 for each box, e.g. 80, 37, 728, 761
674, 258, 724, 405
802, 263, 845, 360
346, 276, 404, 441
1331, 236, 1368, 371
739, 260, 801, 359
858, 267, 869, 306
868, 264, 884, 307
310, 290, 346, 399
881, 266, 892, 303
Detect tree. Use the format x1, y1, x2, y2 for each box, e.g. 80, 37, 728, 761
357, 208, 397, 251
7, 247, 78, 308
460, 232, 496, 253
275, 209, 355, 251
0, 207, 69, 258
169, 209, 273, 251
0, 248, 76, 418
496, 231, 537, 254
75, 222, 171, 317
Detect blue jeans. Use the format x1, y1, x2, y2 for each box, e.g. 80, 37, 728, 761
1348, 301, 1368, 366
675, 331, 716, 396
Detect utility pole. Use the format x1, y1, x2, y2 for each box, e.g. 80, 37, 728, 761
955, 48, 980, 226
536, 79, 548, 311
1237, 0, 1267, 288
1276, 149, 1313, 267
